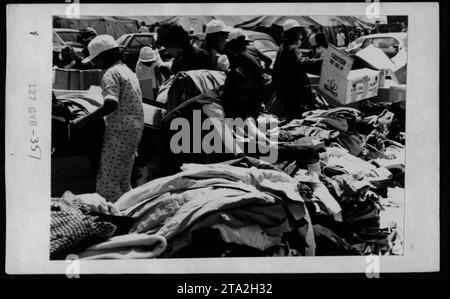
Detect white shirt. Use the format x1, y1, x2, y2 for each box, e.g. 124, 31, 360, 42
135, 61, 158, 88
336, 33, 346, 47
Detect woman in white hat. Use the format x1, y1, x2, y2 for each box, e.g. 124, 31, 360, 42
73, 34, 144, 203
272, 19, 322, 121
135, 46, 163, 98
201, 19, 232, 71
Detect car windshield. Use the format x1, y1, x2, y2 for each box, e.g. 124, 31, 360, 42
252, 39, 278, 52
129, 36, 155, 49
57, 31, 84, 48
116, 35, 131, 46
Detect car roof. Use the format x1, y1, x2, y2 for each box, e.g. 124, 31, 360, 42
242, 30, 275, 41
53, 28, 80, 33
358, 32, 407, 40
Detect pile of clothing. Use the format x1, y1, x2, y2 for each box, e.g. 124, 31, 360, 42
265, 100, 405, 255
52, 98, 405, 258
114, 159, 316, 258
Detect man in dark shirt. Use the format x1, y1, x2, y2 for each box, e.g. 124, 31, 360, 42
156, 23, 214, 75
273, 19, 322, 121
225, 29, 266, 116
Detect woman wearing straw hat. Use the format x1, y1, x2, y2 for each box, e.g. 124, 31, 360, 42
202, 19, 232, 71
72, 34, 144, 203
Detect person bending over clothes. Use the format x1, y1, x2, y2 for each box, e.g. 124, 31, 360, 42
160, 67, 277, 176
156, 23, 214, 75
72, 35, 144, 203
224, 29, 266, 115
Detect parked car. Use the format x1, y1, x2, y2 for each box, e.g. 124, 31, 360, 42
53, 28, 85, 57
116, 33, 157, 70
346, 32, 407, 58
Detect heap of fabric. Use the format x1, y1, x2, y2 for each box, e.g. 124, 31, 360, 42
114, 161, 316, 257
50, 191, 117, 260
264, 99, 405, 255
156, 69, 226, 113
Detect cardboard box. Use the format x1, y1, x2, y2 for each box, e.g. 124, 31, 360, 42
319, 45, 380, 105
355, 44, 396, 71
53, 68, 71, 90
80, 69, 104, 90
69, 69, 81, 90
53, 68, 81, 90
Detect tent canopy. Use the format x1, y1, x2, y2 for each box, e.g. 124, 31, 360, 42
53, 16, 139, 39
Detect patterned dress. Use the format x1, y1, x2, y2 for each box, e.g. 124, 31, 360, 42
96, 61, 144, 203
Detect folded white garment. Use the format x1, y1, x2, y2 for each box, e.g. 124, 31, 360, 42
78, 233, 167, 260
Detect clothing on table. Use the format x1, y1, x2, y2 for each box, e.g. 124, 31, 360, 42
163, 69, 226, 113
78, 233, 167, 259
171, 46, 215, 75
96, 127, 143, 203
204, 48, 230, 71
96, 61, 144, 202
50, 191, 116, 260
114, 161, 315, 256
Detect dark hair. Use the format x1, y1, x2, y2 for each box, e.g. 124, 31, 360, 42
156, 23, 190, 49
224, 36, 248, 54
282, 28, 301, 45
315, 32, 328, 48
93, 47, 122, 69
141, 21, 146, 26
202, 31, 229, 52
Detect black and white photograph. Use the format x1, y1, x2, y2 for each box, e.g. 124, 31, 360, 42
4, 2, 441, 276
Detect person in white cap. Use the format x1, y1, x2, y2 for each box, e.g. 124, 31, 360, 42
202, 19, 232, 71
135, 46, 163, 97
272, 19, 322, 121
74, 34, 144, 203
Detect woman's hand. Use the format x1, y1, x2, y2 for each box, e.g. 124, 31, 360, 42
78, 193, 122, 215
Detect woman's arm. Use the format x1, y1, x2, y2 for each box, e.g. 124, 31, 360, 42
71, 99, 117, 129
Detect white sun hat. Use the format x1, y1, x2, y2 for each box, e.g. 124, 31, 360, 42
282, 19, 302, 32
82, 34, 119, 64
138, 46, 157, 63
228, 28, 251, 42
205, 19, 232, 35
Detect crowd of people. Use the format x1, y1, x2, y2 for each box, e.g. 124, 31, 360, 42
51, 18, 406, 259
54, 18, 327, 204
